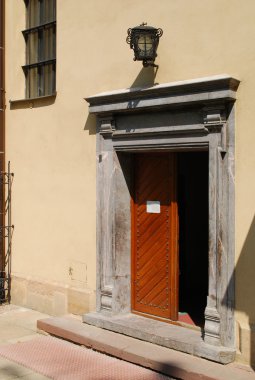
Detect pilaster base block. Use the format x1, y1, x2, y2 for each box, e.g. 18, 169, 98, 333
100, 293, 113, 311
204, 306, 221, 346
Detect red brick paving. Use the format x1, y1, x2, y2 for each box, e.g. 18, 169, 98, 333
0, 336, 173, 380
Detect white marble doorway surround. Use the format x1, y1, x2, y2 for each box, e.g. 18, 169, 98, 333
84, 75, 240, 363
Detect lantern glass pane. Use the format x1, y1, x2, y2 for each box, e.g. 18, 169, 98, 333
137, 34, 153, 57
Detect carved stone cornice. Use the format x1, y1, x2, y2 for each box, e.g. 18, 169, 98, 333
86, 75, 240, 116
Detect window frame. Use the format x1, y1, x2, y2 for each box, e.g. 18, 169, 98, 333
22, 0, 56, 99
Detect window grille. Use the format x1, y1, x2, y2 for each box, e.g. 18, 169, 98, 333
22, 0, 56, 98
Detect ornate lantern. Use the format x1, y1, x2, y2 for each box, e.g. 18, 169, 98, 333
126, 22, 163, 67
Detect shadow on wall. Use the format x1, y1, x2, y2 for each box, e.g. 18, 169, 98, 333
83, 66, 159, 132
223, 215, 255, 369
84, 113, 97, 135
130, 66, 159, 88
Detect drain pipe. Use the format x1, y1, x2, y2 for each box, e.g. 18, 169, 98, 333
0, 0, 5, 278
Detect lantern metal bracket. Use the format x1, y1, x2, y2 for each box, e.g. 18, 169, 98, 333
142, 62, 158, 68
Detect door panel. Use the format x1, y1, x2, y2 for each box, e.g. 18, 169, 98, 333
131, 153, 178, 320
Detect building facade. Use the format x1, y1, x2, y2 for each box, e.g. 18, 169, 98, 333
2, 0, 255, 368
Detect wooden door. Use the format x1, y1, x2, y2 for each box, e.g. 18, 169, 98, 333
131, 153, 179, 320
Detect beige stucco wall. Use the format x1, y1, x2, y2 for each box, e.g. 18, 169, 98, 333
5, 0, 255, 366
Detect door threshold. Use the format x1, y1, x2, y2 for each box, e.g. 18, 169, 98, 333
83, 311, 235, 364
132, 310, 201, 332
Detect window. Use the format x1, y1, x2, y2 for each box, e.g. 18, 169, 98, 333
23, 0, 56, 98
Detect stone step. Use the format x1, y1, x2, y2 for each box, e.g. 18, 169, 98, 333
84, 312, 235, 364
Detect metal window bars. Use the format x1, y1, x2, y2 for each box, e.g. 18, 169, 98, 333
0, 162, 14, 303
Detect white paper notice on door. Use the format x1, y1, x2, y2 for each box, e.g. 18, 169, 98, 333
146, 201, 160, 213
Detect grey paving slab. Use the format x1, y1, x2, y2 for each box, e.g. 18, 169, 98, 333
0, 305, 49, 345
15, 374, 51, 380
0, 357, 51, 379
0, 305, 51, 379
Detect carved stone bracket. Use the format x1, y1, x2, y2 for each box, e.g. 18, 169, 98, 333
203, 106, 224, 125
99, 116, 115, 137
203, 106, 227, 153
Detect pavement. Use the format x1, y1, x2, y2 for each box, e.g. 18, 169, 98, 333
0, 304, 254, 380
0, 304, 173, 379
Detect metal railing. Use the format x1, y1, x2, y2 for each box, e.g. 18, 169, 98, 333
0, 161, 14, 303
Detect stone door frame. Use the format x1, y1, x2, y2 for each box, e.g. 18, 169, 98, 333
84, 75, 239, 356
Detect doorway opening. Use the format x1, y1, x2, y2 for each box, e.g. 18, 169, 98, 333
131, 151, 208, 328
131, 152, 178, 321
178, 151, 209, 328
